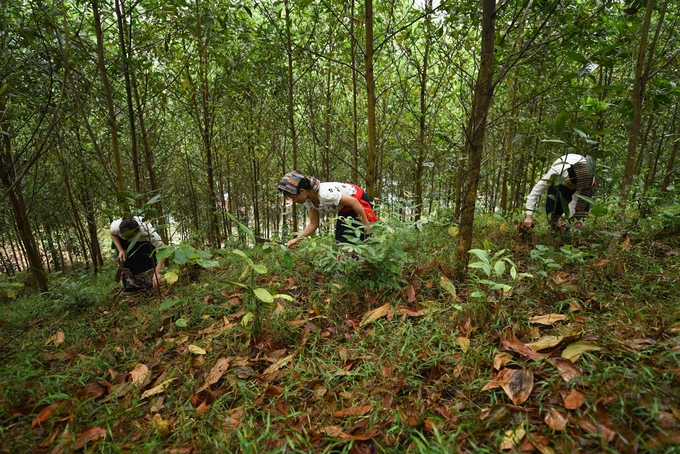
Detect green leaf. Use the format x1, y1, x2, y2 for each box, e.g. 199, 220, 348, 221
468, 249, 489, 263
160, 299, 176, 310
439, 276, 458, 300
173, 245, 195, 265
175, 318, 188, 327
565, 51, 589, 64
470, 290, 486, 298
241, 312, 254, 327
272, 294, 294, 301
197, 259, 220, 268
155, 245, 174, 260
591, 206, 608, 217
282, 251, 293, 269
494, 260, 506, 277
252, 264, 268, 274
254, 288, 274, 303
232, 249, 254, 266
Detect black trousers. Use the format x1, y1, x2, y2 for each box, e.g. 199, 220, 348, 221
335, 191, 373, 244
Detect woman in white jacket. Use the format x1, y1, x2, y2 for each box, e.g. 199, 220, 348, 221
523, 154, 595, 231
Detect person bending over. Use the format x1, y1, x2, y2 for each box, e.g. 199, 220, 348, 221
277, 171, 377, 249
523, 153, 595, 233
110, 217, 166, 293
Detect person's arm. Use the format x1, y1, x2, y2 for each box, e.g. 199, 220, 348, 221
151, 242, 167, 287
339, 193, 370, 229
286, 209, 320, 248
523, 165, 560, 227
110, 232, 127, 262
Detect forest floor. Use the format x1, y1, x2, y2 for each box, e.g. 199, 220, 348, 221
1, 219, 679, 453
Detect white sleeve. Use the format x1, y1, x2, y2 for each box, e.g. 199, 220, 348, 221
140, 221, 163, 248
525, 168, 558, 215
525, 159, 573, 215
110, 219, 122, 236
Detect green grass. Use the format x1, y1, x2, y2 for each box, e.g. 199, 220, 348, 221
1, 219, 680, 453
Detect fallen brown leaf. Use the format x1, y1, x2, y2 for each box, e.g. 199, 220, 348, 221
151, 413, 171, 436
141, 378, 176, 399
499, 426, 525, 450
500, 331, 547, 362
333, 405, 373, 418
550, 357, 583, 383
529, 314, 567, 326
197, 357, 232, 393
71, 426, 107, 450
262, 354, 294, 376
44, 331, 65, 347
526, 335, 564, 351
31, 404, 57, 428
407, 285, 416, 304
360, 303, 391, 327
544, 407, 567, 431
563, 389, 585, 410
499, 368, 534, 405
493, 353, 513, 370
456, 336, 470, 353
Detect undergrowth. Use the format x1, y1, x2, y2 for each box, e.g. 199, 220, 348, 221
0, 215, 679, 453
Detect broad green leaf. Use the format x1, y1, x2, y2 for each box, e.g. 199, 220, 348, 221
561, 342, 602, 362
439, 276, 458, 301
494, 260, 506, 277
591, 206, 608, 217
510, 266, 517, 280
272, 294, 294, 301
173, 246, 194, 265
282, 251, 293, 269
146, 194, 162, 206
241, 312, 253, 327
254, 288, 274, 303
155, 246, 174, 260
159, 299, 175, 310
175, 318, 188, 327
197, 259, 220, 269
232, 249, 254, 267
470, 290, 486, 298
252, 264, 268, 274
468, 249, 489, 263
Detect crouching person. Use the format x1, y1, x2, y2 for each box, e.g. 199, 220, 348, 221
110, 217, 166, 293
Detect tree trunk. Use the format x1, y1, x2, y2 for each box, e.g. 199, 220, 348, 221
414, 0, 432, 222
351, 0, 359, 184
365, 0, 377, 198
619, 0, 655, 207
115, 0, 141, 194
92, 0, 126, 203
284, 0, 299, 231
455, 0, 496, 282
0, 127, 48, 292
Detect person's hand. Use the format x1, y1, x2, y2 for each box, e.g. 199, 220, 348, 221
286, 238, 302, 249
522, 215, 534, 228
364, 224, 374, 233
117, 250, 127, 262
151, 272, 164, 288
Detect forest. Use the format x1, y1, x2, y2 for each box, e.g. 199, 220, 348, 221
1, 0, 680, 452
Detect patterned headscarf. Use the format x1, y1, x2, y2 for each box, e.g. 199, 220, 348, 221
277, 171, 320, 194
